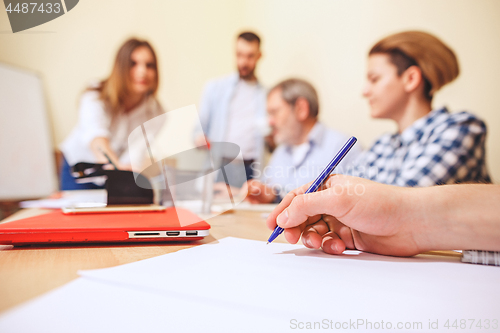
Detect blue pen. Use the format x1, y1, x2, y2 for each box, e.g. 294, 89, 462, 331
267, 136, 357, 244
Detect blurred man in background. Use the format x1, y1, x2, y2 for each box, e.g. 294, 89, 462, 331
194, 32, 267, 183
245, 78, 362, 203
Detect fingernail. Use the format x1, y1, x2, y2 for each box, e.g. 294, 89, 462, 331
304, 238, 311, 248
277, 209, 289, 226
331, 243, 339, 253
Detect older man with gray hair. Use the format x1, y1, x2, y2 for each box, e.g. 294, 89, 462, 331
245, 78, 362, 203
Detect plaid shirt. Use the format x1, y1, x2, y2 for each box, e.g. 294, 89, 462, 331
348, 107, 491, 187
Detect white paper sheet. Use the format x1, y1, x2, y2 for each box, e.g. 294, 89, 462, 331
79, 238, 500, 322
0, 278, 283, 333
1, 237, 499, 333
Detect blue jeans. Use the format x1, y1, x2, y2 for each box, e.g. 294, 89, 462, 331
59, 157, 105, 191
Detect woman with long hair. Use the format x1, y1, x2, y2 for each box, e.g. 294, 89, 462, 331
59, 38, 165, 190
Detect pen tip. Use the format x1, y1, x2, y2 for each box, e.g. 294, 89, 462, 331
266, 242, 269, 245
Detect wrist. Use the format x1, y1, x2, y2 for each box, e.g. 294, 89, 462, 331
402, 187, 440, 253
408, 185, 478, 252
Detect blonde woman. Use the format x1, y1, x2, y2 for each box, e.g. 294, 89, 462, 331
351, 31, 490, 186
60, 38, 165, 190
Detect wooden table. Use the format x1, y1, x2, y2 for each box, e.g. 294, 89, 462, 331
0, 208, 285, 313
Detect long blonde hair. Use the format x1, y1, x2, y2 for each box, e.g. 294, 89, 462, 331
91, 38, 159, 117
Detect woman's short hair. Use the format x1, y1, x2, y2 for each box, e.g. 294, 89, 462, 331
270, 78, 319, 118
370, 31, 459, 100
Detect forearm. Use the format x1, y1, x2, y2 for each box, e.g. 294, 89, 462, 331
410, 184, 500, 252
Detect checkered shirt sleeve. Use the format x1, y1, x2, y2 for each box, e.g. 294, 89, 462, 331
348, 109, 491, 187
400, 113, 490, 187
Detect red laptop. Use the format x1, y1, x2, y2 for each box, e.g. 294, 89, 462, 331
0, 207, 210, 246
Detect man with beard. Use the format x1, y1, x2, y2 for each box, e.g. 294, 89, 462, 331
194, 32, 267, 182
244, 78, 362, 204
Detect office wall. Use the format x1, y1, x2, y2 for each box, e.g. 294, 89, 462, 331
1, 0, 499, 182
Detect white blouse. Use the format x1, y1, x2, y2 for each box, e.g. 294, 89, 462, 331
60, 90, 165, 167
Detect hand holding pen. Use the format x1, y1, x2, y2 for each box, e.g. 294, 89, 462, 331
266, 137, 357, 244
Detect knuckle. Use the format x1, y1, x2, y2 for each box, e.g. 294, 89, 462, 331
284, 191, 296, 201
339, 226, 351, 240
290, 195, 304, 212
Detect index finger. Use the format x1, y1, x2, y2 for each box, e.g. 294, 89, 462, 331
266, 181, 313, 230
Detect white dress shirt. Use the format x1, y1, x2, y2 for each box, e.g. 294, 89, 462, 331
262, 122, 362, 198
224, 79, 262, 160
194, 73, 267, 166
60, 90, 165, 167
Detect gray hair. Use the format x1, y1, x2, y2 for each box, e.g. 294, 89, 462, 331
270, 78, 319, 118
